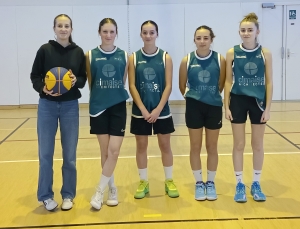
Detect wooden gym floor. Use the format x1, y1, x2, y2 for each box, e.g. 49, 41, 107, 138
0, 102, 300, 229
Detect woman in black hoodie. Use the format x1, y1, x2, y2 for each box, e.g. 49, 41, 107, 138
30, 14, 86, 211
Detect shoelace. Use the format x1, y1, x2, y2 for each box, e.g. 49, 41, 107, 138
236, 184, 245, 194
206, 182, 214, 192
109, 188, 117, 198
252, 182, 262, 193
95, 188, 104, 201
138, 181, 147, 190
196, 183, 205, 192
166, 180, 176, 189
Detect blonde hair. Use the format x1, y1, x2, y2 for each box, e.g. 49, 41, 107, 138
240, 13, 259, 30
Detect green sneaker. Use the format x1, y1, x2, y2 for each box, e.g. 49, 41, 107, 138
165, 179, 179, 198
134, 180, 149, 199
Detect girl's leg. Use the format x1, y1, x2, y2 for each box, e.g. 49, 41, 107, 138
231, 123, 247, 202
250, 124, 266, 201
157, 133, 179, 198
205, 128, 220, 200
134, 135, 149, 199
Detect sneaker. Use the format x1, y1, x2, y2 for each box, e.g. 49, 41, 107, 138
206, 181, 217, 200
195, 181, 206, 200
134, 180, 149, 199
251, 181, 266, 201
61, 198, 73, 211
90, 187, 104, 210
42, 198, 58, 211
165, 179, 179, 198
234, 182, 247, 203
107, 187, 118, 206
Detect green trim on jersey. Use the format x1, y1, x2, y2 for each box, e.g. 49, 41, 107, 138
185, 50, 222, 107
231, 44, 266, 110
89, 46, 129, 116
131, 48, 171, 119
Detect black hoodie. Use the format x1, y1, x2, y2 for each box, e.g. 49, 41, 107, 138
30, 40, 87, 101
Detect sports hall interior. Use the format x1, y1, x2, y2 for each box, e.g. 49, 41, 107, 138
1, 0, 300, 228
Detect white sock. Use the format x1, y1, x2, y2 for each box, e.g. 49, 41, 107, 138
253, 170, 262, 182
164, 166, 173, 180
207, 170, 216, 182
193, 170, 203, 183
138, 168, 148, 181
235, 171, 243, 184
108, 174, 116, 189
98, 174, 111, 191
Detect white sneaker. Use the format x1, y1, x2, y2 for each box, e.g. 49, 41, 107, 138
90, 187, 104, 210
107, 187, 118, 206
61, 198, 73, 210
42, 198, 58, 211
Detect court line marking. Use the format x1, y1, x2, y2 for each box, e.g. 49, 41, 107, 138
2, 216, 300, 229
266, 124, 300, 150
1, 151, 300, 164
144, 214, 162, 218
0, 118, 29, 145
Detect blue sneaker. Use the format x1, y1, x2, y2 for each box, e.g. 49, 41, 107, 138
234, 182, 247, 203
206, 181, 217, 200
195, 181, 206, 200
251, 181, 266, 201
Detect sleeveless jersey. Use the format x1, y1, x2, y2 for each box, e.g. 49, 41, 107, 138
89, 46, 129, 117
132, 48, 171, 119
185, 50, 222, 106
231, 44, 266, 110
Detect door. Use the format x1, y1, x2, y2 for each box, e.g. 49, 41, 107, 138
286, 5, 300, 100
262, 5, 284, 100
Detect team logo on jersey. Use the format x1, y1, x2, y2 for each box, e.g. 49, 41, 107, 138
238, 75, 264, 86
143, 67, 156, 80
102, 64, 116, 77
244, 62, 258, 75
138, 61, 147, 64
198, 70, 211, 83
96, 57, 107, 61
190, 64, 201, 68
236, 55, 246, 58
256, 54, 262, 58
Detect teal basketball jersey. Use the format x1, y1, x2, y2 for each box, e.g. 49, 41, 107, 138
185, 50, 222, 106
132, 48, 171, 118
231, 44, 266, 110
89, 46, 129, 116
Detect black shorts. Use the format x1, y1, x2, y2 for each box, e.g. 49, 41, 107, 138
185, 97, 222, 130
229, 93, 265, 124
90, 101, 127, 136
130, 116, 175, 135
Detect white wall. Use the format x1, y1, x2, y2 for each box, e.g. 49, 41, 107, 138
0, 6, 19, 105
73, 5, 129, 104
16, 6, 73, 105
0, 0, 299, 105
129, 4, 185, 100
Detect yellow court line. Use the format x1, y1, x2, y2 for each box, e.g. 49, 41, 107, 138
144, 214, 162, 218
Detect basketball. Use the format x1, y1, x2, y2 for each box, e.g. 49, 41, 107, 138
45, 67, 72, 94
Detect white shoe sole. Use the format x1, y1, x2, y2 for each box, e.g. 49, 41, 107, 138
206, 196, 218, 201
44, 203, 58, 211
195, 196, 206, 201
61, 204, 73, 210
90, 200, 102, 210
106, 200, 118, 206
